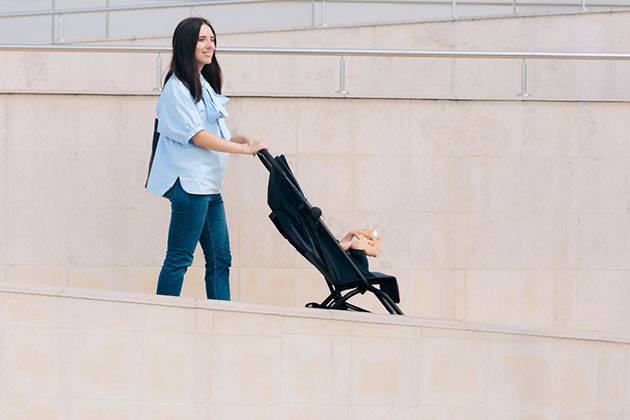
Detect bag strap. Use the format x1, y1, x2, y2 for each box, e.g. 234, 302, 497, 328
144, 118, 160, 188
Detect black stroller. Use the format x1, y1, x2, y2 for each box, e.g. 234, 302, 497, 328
257, 150, 403, 315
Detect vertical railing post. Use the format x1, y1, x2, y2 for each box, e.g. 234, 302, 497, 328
105, 0, 110, 40
512, 0, 517, 14
51, 0, 56, 43
58, 14, 64, 42
582, 0, 587, 11
311, 0, 316, 26
517, 59, 530, 97
154, 52, 163, 92
451, 0, 457, 18
322, 0, 328, 26
335, 56, 348, 96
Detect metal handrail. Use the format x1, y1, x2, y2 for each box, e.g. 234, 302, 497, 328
1, 44, 630, 60
2, 44, 630, 96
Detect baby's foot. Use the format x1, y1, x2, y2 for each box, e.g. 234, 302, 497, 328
364, 237, 382, 257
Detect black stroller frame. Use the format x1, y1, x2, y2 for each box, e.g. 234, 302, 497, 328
257, 149, 404, 315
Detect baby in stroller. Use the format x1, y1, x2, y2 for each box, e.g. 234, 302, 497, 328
338, 229, 381, 276
339, 229, 381, 256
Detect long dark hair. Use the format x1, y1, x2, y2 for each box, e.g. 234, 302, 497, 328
164, 17, 223, 101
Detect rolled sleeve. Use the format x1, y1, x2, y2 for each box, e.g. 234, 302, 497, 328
157, 78, 204, 144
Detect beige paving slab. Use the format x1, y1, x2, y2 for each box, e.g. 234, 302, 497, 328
282, 316, 352, 336
70, 329, 143, 400
487, 338, 557, 410
73, 299, 144, 331
210, 335, 282, 404
574, 270, 630, 337
454, 156, 523, 213
69, 399, 140, 420
417, 405, 485, 420
123, 266, 160, 295
124, 208, 170, 267
139, 303, 196, 333
238, 267, 296, 307
68, 209, 126, 266
8, 265, 69, 287
349, 335, 420, 406
279, 404, 349, 420
556, 341, 626, 413
523, 157, 578, 214
520, 271, 558, 328
280, 334, 351, 404
407, 269, 465, 320
1, 325, 72, 398
348, 405, 418, 420
351, 321, 420, 338
578, 157, 630, 214
453, 212, 523, 270
68, 265, 125, 291
3, 293, 73, 328
0, 396, 70, 420
465, 270, 522, 326
8, 150, 70, 210
485, 408, 555, 420
522, 213, 579, 270
8, 206, 69, 266
209, 403, 279, 420
419, 335, 490, 407
140, 332, 212, 403
68, 150, 126, 210
139, 402, 211, 420
213, 311, 283, 336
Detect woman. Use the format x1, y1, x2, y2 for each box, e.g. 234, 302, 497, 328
146, 17, 267, 300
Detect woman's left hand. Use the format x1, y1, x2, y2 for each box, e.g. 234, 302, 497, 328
231, 134, 270, 154
244, 139, 268, 155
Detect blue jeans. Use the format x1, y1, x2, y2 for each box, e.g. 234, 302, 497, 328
156, 179, 232, 300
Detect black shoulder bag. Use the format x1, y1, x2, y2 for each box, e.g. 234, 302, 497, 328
144, 118, 160, 188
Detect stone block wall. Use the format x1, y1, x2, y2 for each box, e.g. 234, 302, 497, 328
5, 11, 630, 100
0, 283, 627, 419
1, 93, 630, 338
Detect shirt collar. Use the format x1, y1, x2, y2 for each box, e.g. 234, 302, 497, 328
201, 76, 229, 117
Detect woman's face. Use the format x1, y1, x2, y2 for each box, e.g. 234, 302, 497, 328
195, 24, 215, 70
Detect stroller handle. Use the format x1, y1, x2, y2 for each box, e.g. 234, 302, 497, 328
256, 148, 274, 172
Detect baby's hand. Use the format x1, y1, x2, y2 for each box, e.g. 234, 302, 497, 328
367, 237, 382, 246
360, 228, 378, 241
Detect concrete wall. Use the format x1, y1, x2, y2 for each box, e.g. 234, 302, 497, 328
0, 1, 314, 43
219, 10, 630, 100
1, 92, 630, 339
2, 48, 629, 101
1, 0, 623, 44
3, 11, 630, 100
0, 282, 628, 419
217, 9, 630, 50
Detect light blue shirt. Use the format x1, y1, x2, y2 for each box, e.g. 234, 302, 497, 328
146, 75, 232, 196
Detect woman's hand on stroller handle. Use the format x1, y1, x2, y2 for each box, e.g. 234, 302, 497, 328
244, 139, 268, 155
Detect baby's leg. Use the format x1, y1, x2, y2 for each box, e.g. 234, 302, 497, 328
350, 237, 381, 257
